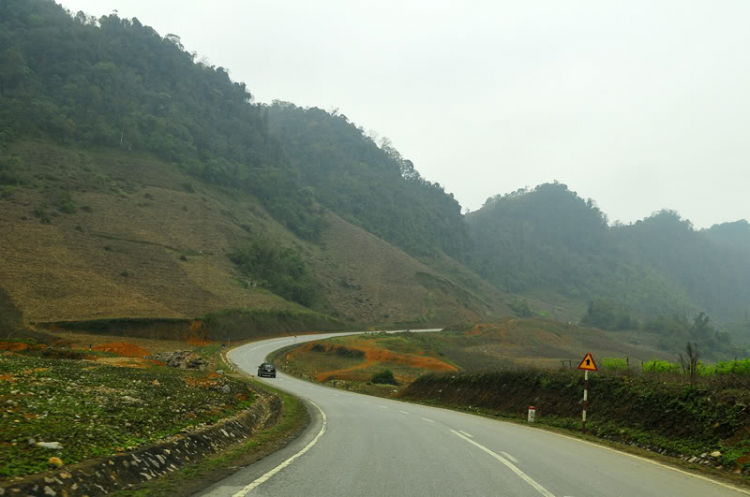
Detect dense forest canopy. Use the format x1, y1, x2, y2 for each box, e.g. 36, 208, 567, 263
1, 0, 749, 335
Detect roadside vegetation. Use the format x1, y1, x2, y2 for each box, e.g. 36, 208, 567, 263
0, 338, 252, 481
402, 367, 750, 475
109, 381, 309, 497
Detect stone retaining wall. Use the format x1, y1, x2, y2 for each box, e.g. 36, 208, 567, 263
1, 387, 282, 496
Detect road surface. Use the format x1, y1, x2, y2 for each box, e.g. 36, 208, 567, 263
196, 331, 749, 497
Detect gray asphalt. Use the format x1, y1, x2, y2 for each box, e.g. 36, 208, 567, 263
195, 331, 749, 497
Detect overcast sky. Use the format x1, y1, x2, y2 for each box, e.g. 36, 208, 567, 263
58, 0, 750, 228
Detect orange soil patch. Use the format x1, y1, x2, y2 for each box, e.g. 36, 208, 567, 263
0, 374, 15, 382
313, 342, 457, 382
92, 342, 150, 358
0, 342, 29, 352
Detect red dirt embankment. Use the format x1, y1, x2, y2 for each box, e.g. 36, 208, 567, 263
0, 342, 29, 352
92, 342, 150, 358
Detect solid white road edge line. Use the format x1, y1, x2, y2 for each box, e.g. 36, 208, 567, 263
451, 429, 555, 497
458, 430, 474, 438
232, 401, 328, 497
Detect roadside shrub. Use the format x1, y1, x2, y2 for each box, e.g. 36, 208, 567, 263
602, 357, 629, 371
698, 359, 750, 376
311, 343, 326, 352
641, 359, 681, 374
336, 346, 364, 358
371, 369, 398, 385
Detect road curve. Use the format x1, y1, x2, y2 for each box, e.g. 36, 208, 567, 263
195, 331, 749, 497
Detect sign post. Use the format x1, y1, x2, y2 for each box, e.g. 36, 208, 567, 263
577, 352, 597, 434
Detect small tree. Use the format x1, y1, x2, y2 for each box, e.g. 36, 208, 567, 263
678, 341, 700, 387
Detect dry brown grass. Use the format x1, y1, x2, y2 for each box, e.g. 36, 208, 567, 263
444, 319, 674, 371
0, 141, 512, 326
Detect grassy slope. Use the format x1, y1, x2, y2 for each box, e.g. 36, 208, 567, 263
279, 320, 672, 383
0, 140, 510, 325
276, 333, 458, 385
438, 320, 674, 370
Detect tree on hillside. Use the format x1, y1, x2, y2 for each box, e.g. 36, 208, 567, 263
581, 300, 637, 331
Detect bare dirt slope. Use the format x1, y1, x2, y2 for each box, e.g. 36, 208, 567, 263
0, 142, 509, 324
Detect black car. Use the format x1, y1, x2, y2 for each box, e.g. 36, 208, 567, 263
257, 363, 276, 378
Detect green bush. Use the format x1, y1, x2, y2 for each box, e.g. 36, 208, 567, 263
57, 191, 76, 214
509, 299, 533, 317
698, 359, 750, 376
641, 359, 681, 374
371, 369, 398, 385
602, 357, 628, 370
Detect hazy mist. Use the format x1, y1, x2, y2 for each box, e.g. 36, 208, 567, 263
58, 0, 750, 228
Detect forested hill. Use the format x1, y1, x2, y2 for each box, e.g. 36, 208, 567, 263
267, 102, 469, 259
468, 183, 750, 323
0, 0, 323, 239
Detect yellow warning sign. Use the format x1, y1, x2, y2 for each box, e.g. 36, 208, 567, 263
577, 352, 598, 371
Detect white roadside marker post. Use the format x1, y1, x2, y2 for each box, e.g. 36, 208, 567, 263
582, 369, 589, 434
577, 352, 597, 435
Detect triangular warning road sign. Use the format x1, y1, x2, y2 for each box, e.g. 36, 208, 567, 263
577, 352, 598, 371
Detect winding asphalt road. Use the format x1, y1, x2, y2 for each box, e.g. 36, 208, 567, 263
196, 331, 749, 497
